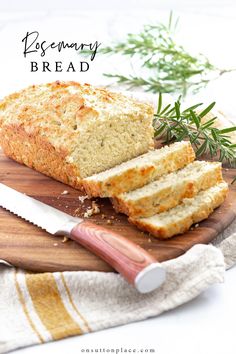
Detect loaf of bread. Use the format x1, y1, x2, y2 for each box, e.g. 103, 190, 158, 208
0, 81, 154, 188
82, 141, 195, 197
129, 182, 228, 239
112, 160, 223, 217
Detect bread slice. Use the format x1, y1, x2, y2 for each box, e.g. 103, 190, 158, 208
0, 81, 154, 188
129, 182, 228, 239
112, 161, 223, 217
82, 141, 195, 197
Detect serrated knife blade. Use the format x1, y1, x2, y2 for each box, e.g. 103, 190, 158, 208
0, 183, 166, 293
0, 183, 81, 235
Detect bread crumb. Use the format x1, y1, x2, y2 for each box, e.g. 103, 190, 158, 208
53, 243, 58, 246
84, 208, 93, 218
62, 236, 69, 243
61, 190, 69, 195
91, 201, 100, 214
148, 238, 152, 243
111, 215, 115, 220
106, 219, 112, 225
101, 214, 106, 219
78, 195, 89, 203
83, 201, 101, 218
195, 223, 199, 228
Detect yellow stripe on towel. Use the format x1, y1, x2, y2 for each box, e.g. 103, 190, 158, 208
25, 273, 83, 340
14, 269, 44, 343
60, 273, 92, 333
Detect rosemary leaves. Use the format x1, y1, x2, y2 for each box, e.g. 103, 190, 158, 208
98, 13, 233, 95
153, 93, 236, 169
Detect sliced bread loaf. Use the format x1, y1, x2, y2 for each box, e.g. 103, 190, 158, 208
0, 81, 154, 188
82, 141, 195, 197
129, 182, 228, 239
112, 160, 223, 217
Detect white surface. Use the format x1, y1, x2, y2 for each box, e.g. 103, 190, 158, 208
1, 0, 236, 353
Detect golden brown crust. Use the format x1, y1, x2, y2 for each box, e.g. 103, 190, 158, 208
82, 142, 196, 198
0, 81, 154, 181
0, 81, 154, 140
129, 183, 228, 239
112, 162, 223, 217
81, 165, 156, 198
112, 181, 195, 216
0, 124, 81, 189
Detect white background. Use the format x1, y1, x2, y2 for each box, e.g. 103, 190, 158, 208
0, 1, 236, 353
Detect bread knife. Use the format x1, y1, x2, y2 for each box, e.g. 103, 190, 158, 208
0, 183, 166, 293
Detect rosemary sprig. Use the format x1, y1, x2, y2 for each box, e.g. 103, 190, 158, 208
153, 94, 236, 180
95, 12, 234, 95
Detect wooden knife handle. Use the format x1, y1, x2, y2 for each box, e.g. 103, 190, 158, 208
70, 221, 166, 293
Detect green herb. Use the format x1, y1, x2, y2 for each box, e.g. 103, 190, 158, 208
153, 94, 236, 177
94, 12, 233, 95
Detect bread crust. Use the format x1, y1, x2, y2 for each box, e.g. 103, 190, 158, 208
81, 165, 156, 197
129, 182, 228, 239
112, 181, 195, 216
82, 142, 195, 197
112, 162, 223, 217
0, 81, 154, 183
0, 124, 81, 188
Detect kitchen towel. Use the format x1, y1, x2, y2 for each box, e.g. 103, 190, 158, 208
0, 221, 235, 354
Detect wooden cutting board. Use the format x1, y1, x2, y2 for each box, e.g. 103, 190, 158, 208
0, 149, 235, 273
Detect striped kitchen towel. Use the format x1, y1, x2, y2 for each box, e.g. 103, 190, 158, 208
0, 223, 236, 353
